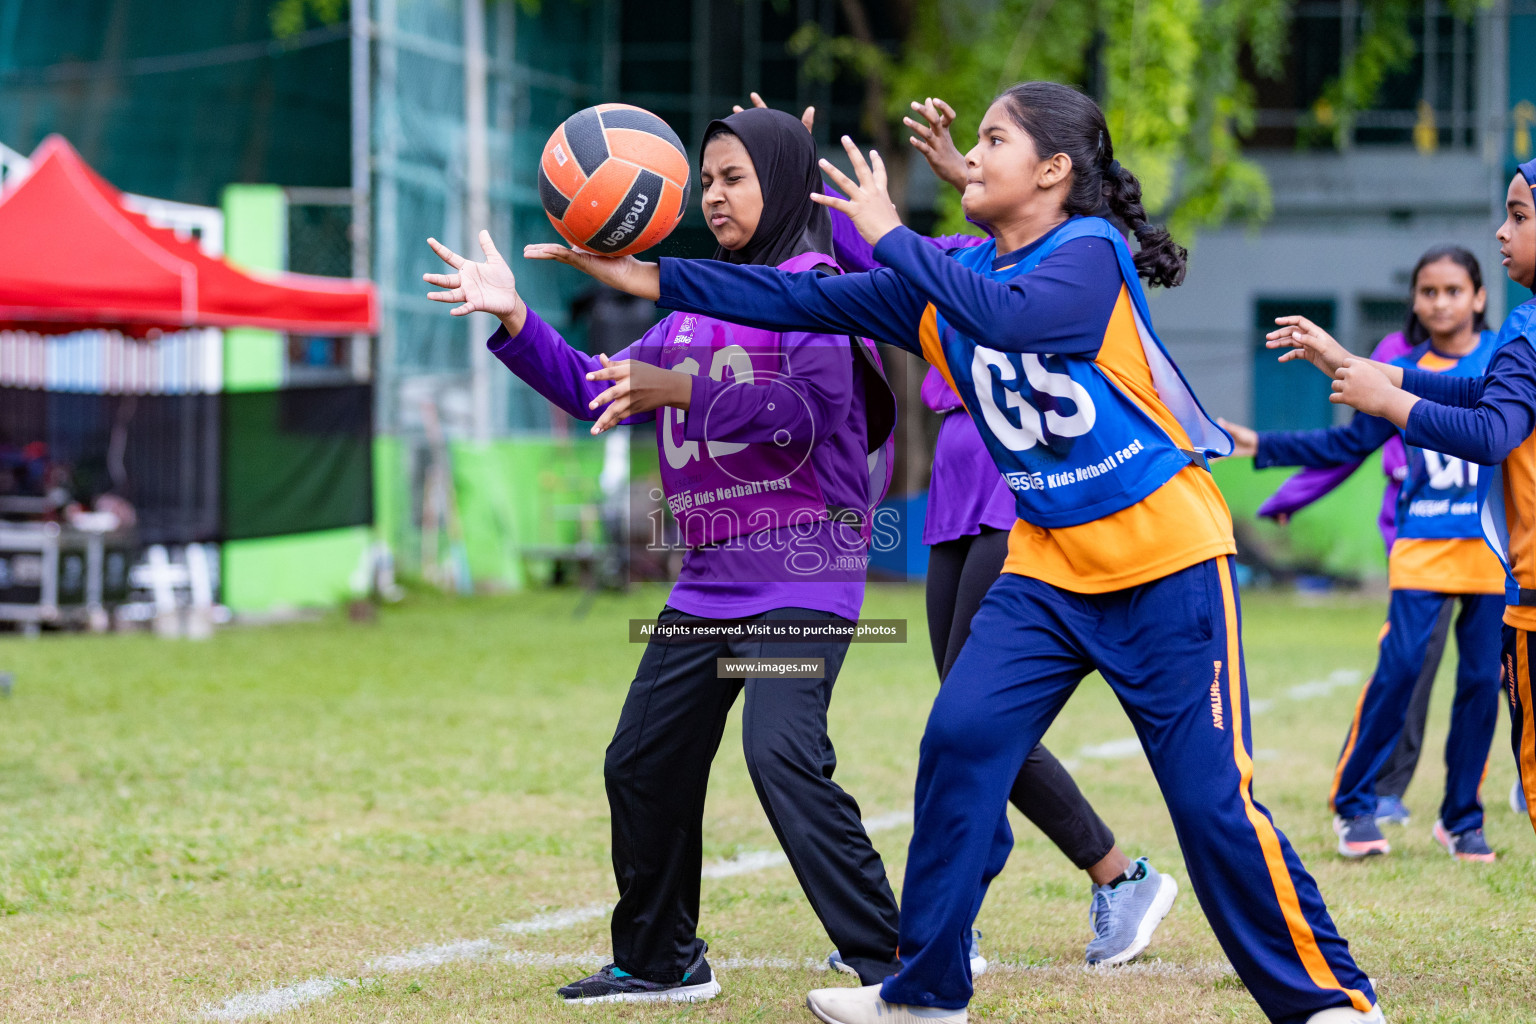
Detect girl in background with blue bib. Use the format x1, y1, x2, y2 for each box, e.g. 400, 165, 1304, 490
1265, 159, 1536, 845
1224, 247, 1502, 863
529, 81, 1380, 1024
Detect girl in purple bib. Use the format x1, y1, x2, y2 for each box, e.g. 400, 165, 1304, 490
424, 107, 902, 1003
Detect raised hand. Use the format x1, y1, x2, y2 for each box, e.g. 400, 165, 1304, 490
1331, 358, 1417, 426
424, 231, 524, 329
522, 245, 661, 301
733, 90, 814, 133
584, 353, 693, 435
1216, 418, 1258, 459
1265, 316, 1352, 377
904, 97, 966, 192
811, 136, 903, 247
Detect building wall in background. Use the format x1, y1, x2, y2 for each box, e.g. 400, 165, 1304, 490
1150, 7, 1511, 439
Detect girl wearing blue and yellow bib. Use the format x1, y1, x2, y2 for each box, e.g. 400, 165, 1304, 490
1226, 246, 1502, 863
527, 82, 1379, 1024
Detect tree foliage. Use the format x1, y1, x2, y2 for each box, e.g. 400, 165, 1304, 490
800, 0, 1489, 239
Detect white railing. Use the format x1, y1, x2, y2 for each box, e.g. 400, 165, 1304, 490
0, 141, 31, 191
120, 193, 225, 257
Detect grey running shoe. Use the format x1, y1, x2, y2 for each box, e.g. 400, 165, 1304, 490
1085, 858, 1178, 966
557, 943, 720, 1004
1513, 779, 1528, 816
1431, 819, 1496, 863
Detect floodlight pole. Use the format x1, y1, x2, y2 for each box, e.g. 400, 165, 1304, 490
464, 0, 493, 444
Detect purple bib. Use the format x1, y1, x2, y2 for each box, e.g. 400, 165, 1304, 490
657, 252, 840, 547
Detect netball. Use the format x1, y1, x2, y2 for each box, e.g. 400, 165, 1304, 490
537, 103, 690, 257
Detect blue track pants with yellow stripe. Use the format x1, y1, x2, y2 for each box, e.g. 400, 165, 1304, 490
1502, 626, 1536, 837
1331, 590, 1501, 834
881, 557, 1376, 1023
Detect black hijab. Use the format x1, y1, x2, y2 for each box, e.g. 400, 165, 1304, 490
702, 107, 833, 267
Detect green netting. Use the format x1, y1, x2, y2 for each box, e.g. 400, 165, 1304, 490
222, 385, 373, 539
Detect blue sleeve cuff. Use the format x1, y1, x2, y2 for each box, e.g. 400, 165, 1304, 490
682, 375, 720, 442
656, 258, 685, 312
1402, 401, 1435, 450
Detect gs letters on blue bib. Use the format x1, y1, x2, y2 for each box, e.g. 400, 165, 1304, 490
934, 217, 1231, 529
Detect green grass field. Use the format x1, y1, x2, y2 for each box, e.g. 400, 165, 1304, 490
0, 584, 1532, 1023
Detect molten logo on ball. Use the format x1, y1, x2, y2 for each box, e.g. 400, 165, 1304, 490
538, 103, 690, 257
601, 192, 651, 249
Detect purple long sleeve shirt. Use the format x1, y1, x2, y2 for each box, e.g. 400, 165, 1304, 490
489, 310, 873, 620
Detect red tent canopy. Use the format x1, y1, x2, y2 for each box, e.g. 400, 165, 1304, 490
0, 136, 378, 336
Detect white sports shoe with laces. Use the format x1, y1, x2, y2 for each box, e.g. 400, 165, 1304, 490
806, 984, 967, 1024
1306, 1005, 1385, 1023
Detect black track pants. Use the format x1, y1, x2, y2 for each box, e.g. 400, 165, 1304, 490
925, 527, 1116, 869
605, 606, 901, 985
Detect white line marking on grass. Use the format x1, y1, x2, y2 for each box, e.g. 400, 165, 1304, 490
862, 810, 913, 832
202, 810, 916, 1020
367, 939, 499, 972
201, 977, 356, 1022
499, 951, 605, 969
1286, 669, 1362, 701
701, 849, 789, 878
500, 904, 608, 934
1078, 738, 1144, 760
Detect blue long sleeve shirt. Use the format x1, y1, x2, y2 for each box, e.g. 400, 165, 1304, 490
1402, 343, 1536, 465
1255, 412, 1397, 470
658, 221, 1123, 358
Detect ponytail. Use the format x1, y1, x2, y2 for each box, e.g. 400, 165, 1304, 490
999, 82, 1188, 289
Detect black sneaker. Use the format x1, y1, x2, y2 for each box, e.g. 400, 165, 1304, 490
556, 944, 721, 1004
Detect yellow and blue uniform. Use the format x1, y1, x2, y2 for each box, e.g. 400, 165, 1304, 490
1255, 335, 1503, 836
1397, 273, 1536, 836
657, 217, 1377, 1022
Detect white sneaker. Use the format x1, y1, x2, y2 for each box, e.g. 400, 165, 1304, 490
1306, 1005, 1385, 1023
806, 984, 968, 1024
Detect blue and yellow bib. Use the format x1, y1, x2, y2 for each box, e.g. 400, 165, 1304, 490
1392, 332, 1498, 541
922, 217, 1231, 529
1477, 297, 1536, 601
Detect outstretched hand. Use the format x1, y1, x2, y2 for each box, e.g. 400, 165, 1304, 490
522, 245, 662, 301
1264, 316, 1351, 378
584, 352, 693, 435
424, 230, 525, 330
733, 91, 814, 133
904, 97, 967, 193
811, 136, 903, 247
